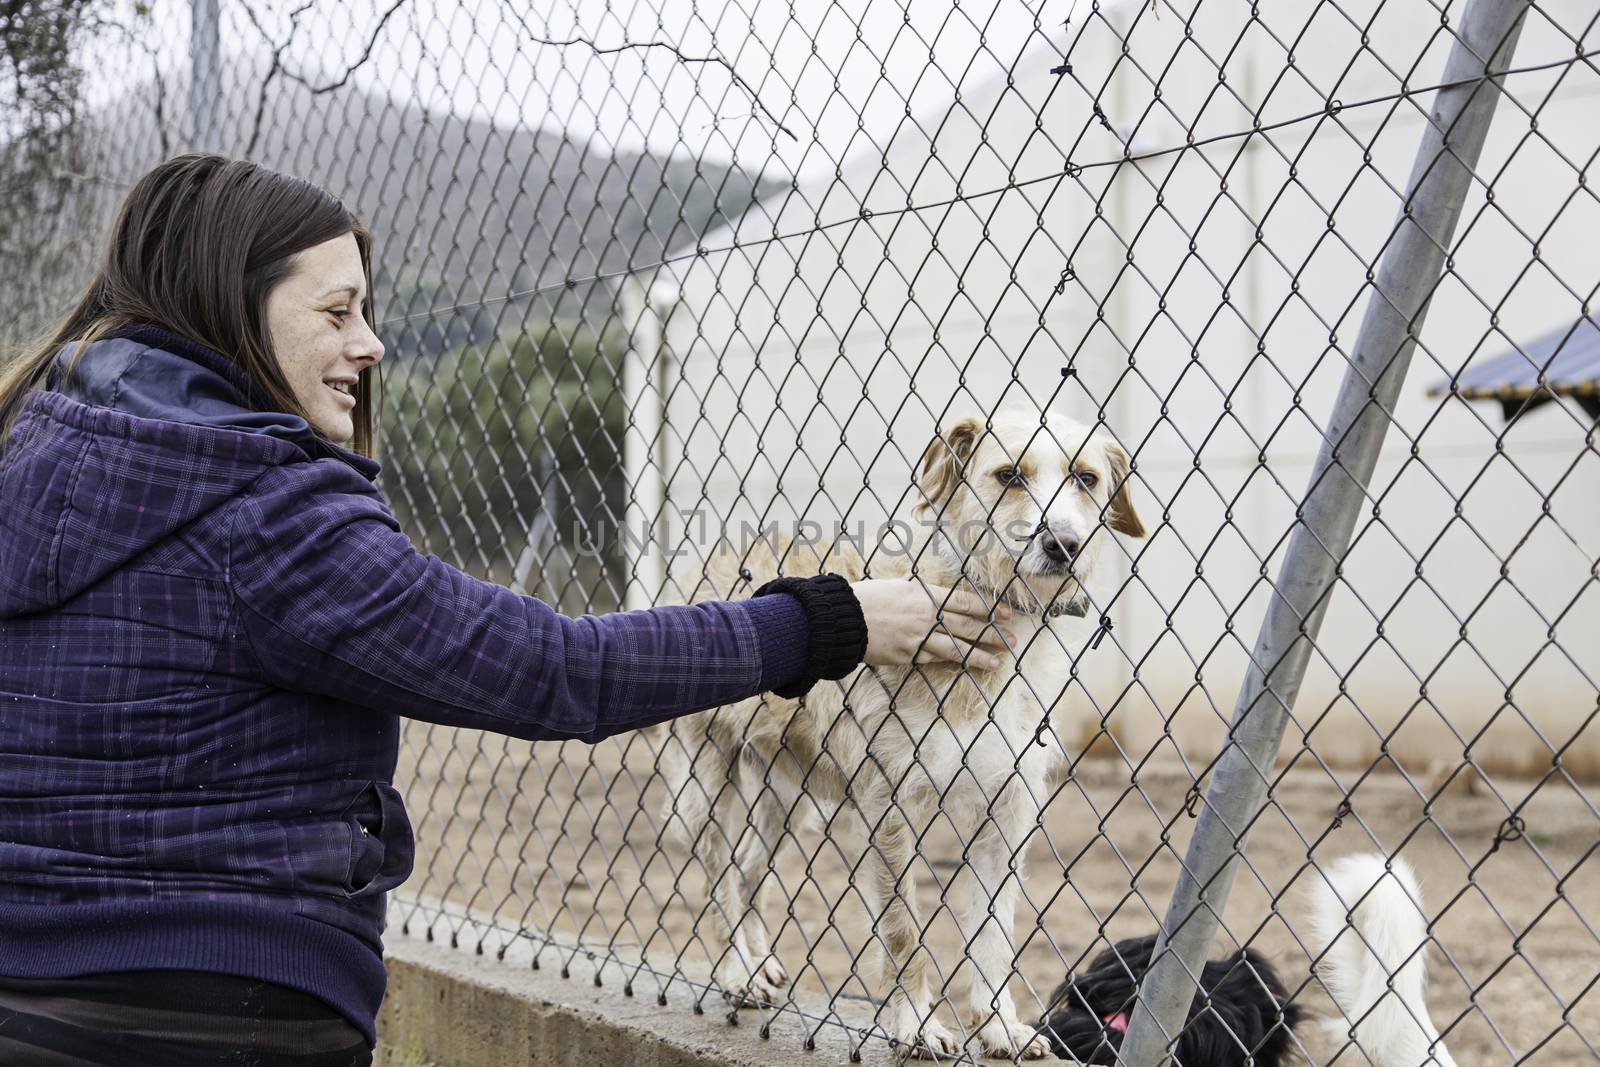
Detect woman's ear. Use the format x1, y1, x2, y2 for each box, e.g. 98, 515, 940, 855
1100, 438, 1146, 538
914, 415, 982, 519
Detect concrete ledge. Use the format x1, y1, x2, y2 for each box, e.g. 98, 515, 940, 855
375, 933, 899, 1067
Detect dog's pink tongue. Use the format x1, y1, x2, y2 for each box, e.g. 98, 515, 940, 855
1102, 1011, 1129, 1035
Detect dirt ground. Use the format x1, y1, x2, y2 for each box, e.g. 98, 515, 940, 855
393, 725, 1598, 1064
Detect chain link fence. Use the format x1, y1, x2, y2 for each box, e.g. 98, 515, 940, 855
4, 0, 1597, 1063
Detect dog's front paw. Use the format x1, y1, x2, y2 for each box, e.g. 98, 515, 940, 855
756, 955, 789, 990
720, 956, 788, 1008
885, 1007, 960, 1059
972, 1016, 1051, 1059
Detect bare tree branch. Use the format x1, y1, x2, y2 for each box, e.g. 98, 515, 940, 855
237, 0, 797, 154
238, 0, 317, 156
501, 8, 798, 142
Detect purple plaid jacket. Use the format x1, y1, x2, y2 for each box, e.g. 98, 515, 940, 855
0, 327, 809, 1046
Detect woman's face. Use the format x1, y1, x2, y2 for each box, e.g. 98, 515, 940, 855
264, 232, 384, 443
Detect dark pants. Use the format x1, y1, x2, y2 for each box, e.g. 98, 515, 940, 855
0, 970, 371, 1066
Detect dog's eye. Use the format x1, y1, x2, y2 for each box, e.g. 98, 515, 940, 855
1075, 470, 1099, 491
995, 467, 1026, 488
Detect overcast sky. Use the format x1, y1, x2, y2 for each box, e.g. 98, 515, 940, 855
102, 0, 1094, 179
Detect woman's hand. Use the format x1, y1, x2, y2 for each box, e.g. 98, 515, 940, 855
851, 579, 1016, 670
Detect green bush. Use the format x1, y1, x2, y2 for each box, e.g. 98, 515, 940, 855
380, 320, 628, 612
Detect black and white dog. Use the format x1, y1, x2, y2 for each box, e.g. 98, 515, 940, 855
1039, 935, 1306, 1066
1041, 851, 1457, 1066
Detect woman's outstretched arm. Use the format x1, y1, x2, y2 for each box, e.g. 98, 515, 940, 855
229, 461, 1007, 742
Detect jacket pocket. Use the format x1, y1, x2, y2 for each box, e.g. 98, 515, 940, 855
342, 781, 415, 899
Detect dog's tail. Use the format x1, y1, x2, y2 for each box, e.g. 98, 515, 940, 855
1308, 853, 1458, 1067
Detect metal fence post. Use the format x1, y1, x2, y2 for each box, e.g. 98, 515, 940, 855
620, 274, 667, 611
189, 0, 220, 152
1115, 2, 1533, 1064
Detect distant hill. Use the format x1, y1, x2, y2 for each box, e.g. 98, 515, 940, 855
2, 45, 786, 355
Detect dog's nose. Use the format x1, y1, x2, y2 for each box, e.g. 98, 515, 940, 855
1041, 527, 1080, 562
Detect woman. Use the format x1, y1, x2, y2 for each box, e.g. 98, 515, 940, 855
0, 154, 1013, 1065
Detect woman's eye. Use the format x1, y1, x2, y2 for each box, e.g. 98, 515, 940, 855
327, 308, 350, 322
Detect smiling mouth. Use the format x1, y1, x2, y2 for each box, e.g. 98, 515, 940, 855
324, 380, 356, 406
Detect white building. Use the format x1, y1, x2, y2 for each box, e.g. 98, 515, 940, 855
644, 0, 1600, 781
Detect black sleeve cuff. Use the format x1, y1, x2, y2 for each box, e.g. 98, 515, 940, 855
751, 573, 869, 699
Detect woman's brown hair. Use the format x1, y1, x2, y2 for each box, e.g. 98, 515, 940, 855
0, 153, 380, 456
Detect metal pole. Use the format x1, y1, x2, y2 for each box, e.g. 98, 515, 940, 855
190, 0, 221, 152
1116, 2, 1531, 1064
620, 275, 667, 611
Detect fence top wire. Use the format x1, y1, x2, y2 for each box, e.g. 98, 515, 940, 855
371, 46, 1600, 330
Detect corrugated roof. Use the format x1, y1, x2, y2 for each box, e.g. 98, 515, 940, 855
1428, 317, 1600, 401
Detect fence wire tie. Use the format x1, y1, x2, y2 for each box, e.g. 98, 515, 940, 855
1090, 615, 1114, 650
1034, 718, 1053, 749
1330, 798, 1353, 829
1490, 814, 1528, 853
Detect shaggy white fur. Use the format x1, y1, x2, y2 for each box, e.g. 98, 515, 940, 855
657, 410, 1145, 1059
1308, 853, 1459, 1067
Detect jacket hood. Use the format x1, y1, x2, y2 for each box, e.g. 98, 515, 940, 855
0, 326, 379, 616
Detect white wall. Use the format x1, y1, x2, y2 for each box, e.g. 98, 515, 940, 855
653, 0, 1600, 779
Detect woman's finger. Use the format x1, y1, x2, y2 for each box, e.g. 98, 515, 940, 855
914, 632, 1001, 671
922, 583, 1011, 624
934, 613, 1015, 653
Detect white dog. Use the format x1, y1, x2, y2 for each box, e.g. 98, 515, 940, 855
658, 410, 1146, 1058
1308, 853, 1459, 1067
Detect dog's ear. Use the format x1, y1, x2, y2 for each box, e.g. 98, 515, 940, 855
915, 416, 982, 518
1100, 438, 1146, 538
